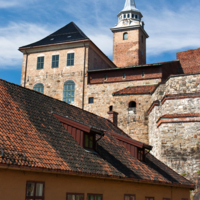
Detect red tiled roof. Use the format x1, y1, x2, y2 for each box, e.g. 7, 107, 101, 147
113, 85, 158, 96
0, 79, 194, 188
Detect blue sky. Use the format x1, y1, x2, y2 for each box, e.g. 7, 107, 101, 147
0, 0, 200, 85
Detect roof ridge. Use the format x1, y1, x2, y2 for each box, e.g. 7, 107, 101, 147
71, 22, 89, 39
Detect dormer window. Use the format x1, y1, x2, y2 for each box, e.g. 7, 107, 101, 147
84, 133, 95, 150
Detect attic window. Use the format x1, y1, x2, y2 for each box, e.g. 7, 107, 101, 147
84, 133, 95, 150
129, 101, 136, 108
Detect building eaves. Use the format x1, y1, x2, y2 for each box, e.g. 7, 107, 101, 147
88, 63, 162, 73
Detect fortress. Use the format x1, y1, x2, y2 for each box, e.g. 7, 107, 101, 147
19, 0, 200, 190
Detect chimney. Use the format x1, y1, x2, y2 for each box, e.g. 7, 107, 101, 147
107, 111, 118, 126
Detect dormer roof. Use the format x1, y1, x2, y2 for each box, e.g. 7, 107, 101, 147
19, 22, 89, 50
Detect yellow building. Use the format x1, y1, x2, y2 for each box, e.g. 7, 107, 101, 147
0, 78, 194, 200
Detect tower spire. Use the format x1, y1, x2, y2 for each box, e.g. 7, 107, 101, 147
122, 0, 138, 12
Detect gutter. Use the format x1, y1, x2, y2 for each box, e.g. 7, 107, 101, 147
82, 42, 87, 110
0, 164, 195, 190
24, 51, 29, 87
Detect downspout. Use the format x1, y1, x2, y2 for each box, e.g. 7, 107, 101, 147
24, 51, 29, 87
82, 43, 87, 109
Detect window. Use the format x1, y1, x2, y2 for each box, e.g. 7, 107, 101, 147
67, 193, 84, 200
33, 83, 44, 94
87, 194, 102, 200
89, 97, 94, 104
123, 73, 126, 79
125, 194, 135, 200
52, 55, 59, 68
129, 101, 136, 108
104, 75, 107, 80
145, 198, 154, 200
142, 71, 145, 77
132, 14, 134, 18
109, 106, 113, 111
63, 80, 75, 104
127, 14, 130, 18
26, 181, 44, 200
135, 15, 138, 19
67, 53, 75, 66
123, 32, 128, 40
37, 56, 44, 69
124, 14, 126, 18
84, 133, 95, 150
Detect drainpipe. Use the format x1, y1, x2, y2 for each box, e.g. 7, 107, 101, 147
24, 51, 29, 87
82, 43, 87, 110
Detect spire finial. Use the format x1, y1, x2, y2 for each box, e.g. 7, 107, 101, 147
122, 0, 138, 12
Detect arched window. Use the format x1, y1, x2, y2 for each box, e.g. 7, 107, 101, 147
63, 80, 75, 104
129, 101, 136, 108
123, 32, 128, 40
33, 83, 44, 94
109, 106, 113, 112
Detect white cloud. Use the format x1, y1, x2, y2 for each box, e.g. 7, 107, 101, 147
0, 1, 17, 8
0, 22, 50, 69
144, 4, 200, 56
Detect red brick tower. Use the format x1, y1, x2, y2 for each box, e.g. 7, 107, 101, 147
111, 0, 149, 68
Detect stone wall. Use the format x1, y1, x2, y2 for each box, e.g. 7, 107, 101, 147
84, 78, 160, 143
148, 74, 200, 184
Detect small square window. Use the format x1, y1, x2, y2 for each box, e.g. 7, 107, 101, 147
37, 56, 44, 70
67, 53, 75, 66
89, 97, 94, 104
52, 55, 59, 68
26, 181, 44, 200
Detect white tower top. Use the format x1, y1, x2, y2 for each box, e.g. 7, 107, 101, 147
122, 0, 138, 12
111, 0, 147, 32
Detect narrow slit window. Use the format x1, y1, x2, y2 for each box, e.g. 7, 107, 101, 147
37, 56, 44, 70
67, 53, 75, 66
123, 73, 126, 79
104, 75, 107, 80
142, 71, 145, 77
123, 32, 128, 40
109, 106, 113, 111
52, 55, 59, 68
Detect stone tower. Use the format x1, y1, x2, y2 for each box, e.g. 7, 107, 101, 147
111, 0, 149, 68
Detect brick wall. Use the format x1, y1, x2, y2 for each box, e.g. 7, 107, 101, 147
177, 48, 200, 74
88, 66, 162, 84
113, 28, 146, 67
